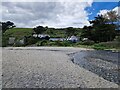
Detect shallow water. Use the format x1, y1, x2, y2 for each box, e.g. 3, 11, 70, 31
72, 50, 120, 84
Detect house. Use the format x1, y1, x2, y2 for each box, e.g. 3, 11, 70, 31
49, 38, 66, 41
32, 34, 38, 38
67, 35, 79, 42
33, 34, 50, 40
82, 38, 88, 41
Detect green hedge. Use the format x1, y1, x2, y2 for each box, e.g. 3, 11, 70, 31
36, 40, 73, 46
93, 41, 120, 50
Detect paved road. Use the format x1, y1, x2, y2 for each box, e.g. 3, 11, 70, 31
2, 47, 119, 88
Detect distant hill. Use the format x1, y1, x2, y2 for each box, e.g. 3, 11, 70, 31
4, 28, 33, 39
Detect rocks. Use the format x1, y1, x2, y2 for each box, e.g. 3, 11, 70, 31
2, 47, 119, 88
72, 50, 119, 84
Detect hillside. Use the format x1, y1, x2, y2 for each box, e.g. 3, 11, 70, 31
2, 27, 82, 46
4, 28, 33, 39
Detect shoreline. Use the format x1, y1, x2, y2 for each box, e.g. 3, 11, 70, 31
2, 47, 119, 88
2, 46, 119, 52
68, 50, 119, 85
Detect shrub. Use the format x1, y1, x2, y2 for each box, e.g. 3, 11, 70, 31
2, 36, 9, 47
36, 40, 48, 46
80, 40, 95, 45
114, 36, 120, 42
93, 43, 107, 50
40, 40, 48, 46
53, 40, 73, 46
62, 41, 73, 46
100, 41, 120, 49
92, 41, 120, 50
26, 36, 39, 45
47, 41, 56, 46
54, 41, 64, 46
36, 40, 73, 46
13, 40, 24, 47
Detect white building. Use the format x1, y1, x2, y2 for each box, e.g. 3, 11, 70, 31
67, 35, 79, 42
49, 38, 66, 41
33, 34, 50, 39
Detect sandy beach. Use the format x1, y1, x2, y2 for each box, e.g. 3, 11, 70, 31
2, 47, 119, 88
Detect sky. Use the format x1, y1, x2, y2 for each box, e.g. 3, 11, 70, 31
1, 0, 120, 28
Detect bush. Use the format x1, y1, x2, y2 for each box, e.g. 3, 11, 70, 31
80, 40, 95, 45
114, 36, 120, 42
2, 37, 9, 47
26, 36, 39, 45
40, 40, 48, 46
93, 41, 120, 50
62, 41, 72, 46
47, 41, 56, 46
36, 40, 48, 46
36, 40, 73, 46
53, 41, 73, 46
13, 40, 25, 47
100, 41, 120, 49
93, 43, 107, 50
54, 41, 64, 46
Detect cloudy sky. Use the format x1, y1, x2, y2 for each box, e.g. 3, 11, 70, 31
1, 0, 120, 28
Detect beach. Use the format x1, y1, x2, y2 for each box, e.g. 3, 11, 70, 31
2, 47, 119, 88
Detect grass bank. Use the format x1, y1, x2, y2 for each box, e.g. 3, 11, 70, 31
2, 28, 120, 51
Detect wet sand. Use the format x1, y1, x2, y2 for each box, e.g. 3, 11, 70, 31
2, 47, 119, 88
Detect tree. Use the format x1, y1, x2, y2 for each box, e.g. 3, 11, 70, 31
104, 10, 118, 24
2, 21, 15, 33
92, 24, 116, 42
33, 26, 46, 34
45, 28, 54, 35
90, 15, 107, 26
104, 10, 120, 30
82, 15, 116, 42
81, 26, 92, 39
0, 22, 2, 31
65, 27, 76, 36
90, 15, 116, 42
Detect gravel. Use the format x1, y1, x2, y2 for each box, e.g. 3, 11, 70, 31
0, 47, 2, 89
2, 47, 119, 88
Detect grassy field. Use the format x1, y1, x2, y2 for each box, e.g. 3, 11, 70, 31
4, 28, 33, 39
3, 28, 69, 38
2, 28, 69, 47
2, 28, 120, 51
2, 28, 33, 47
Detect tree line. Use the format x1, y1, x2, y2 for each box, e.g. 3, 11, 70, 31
1, 10, 120, 43
81, 10, 120, 42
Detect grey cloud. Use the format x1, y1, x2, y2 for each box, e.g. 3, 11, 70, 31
1, 2, 92, 28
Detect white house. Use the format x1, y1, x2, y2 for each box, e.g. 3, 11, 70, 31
33, 34, 38, 38
67, 35, 79, 42
49, 38, 66, 41
33, 34, 50, 39
82, 38, 89, 41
